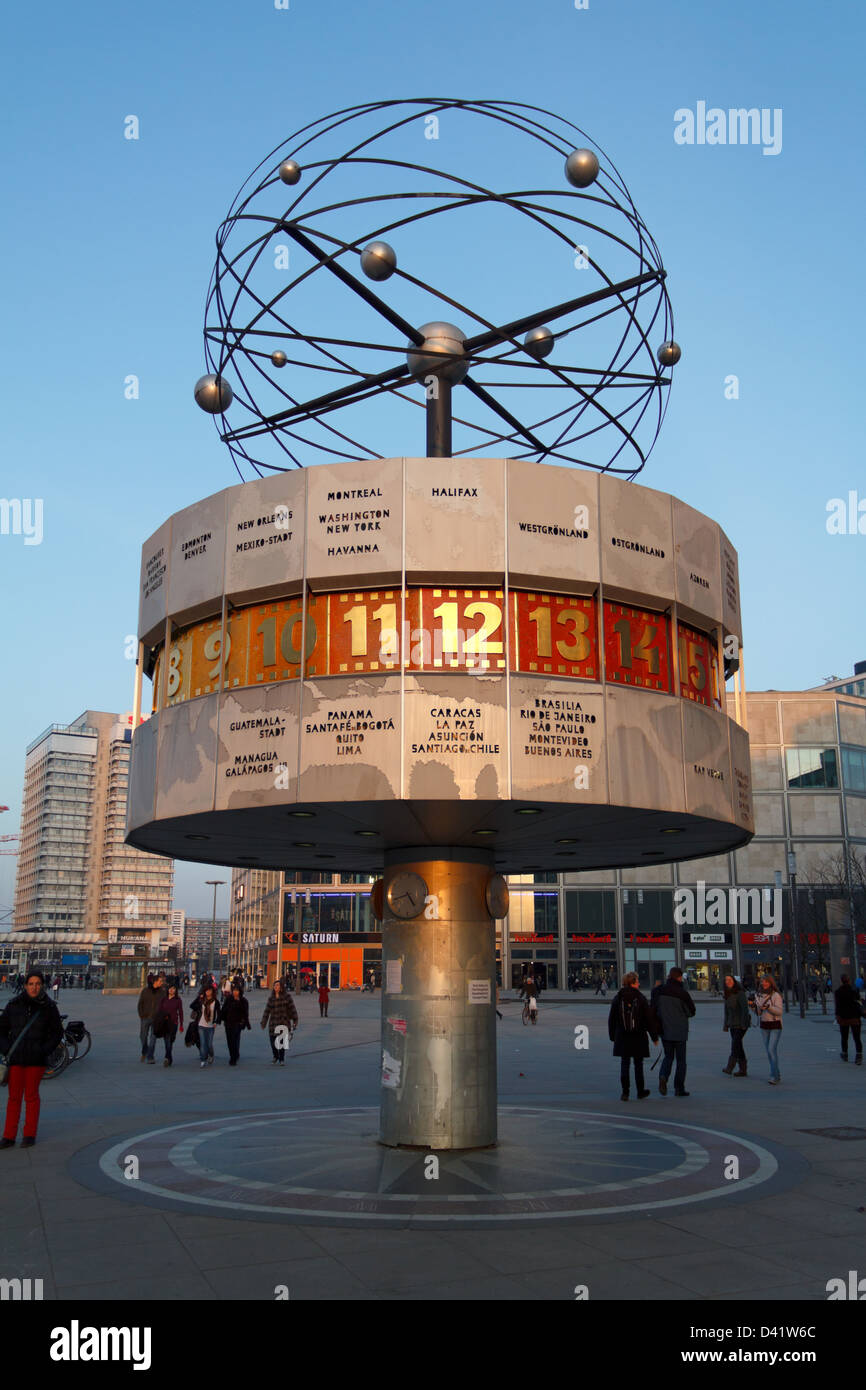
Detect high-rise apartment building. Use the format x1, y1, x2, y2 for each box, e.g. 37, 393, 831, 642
12, 711, 175, 974
183, 918, 230, 974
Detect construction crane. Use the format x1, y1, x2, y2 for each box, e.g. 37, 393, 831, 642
0, 804, 16, 853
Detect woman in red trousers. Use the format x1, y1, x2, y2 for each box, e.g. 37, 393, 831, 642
0, 971, 64, 1148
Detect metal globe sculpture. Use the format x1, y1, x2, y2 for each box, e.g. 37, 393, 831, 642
132, 101, 748, 1157
201, 98, 678, 479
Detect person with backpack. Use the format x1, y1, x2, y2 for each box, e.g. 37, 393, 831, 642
721, 975, 750, 1076
750, 974, 783, 1085
222, 983, 251, 1066
608, 972, 659, 1101
834, 975, 863, 1065
654, 967, 696, 1097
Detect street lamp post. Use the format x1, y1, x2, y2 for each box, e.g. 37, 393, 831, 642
774, 871, 789, 1013
205, 880, 225, 977
788, 850, 805, 1019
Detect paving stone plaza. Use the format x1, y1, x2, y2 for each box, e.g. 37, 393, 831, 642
6, 987, 864, 1303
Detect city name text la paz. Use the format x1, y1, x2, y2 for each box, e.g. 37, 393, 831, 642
50, 1321, 151, 1371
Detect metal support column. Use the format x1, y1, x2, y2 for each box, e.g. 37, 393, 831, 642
379, 848, 496, 1149
426, 379, 452, 458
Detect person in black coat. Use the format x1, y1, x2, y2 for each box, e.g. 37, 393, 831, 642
608, 972, 659, 1101
834, 975, 863, 1064
654, 968, 696, 1097
221, 984, 251, 1066
0, 972, 64, 1147
190, 985, 223, 1067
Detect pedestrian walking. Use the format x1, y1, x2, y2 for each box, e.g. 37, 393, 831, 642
318, 979, 330, 1018
137, 973, 167, 1064
190, 985, 222, 1068
721, 975, 750, 1076
608, 972, 659, 1101
367, 969, 376, 993
222, 984, 251, 1066
51, 978, 60, 1003
261, 979, 298, 1064
155, 983, 184, 1067
834, 975, 863, 1065
0, 972, 64, 1148
750, 974, 783, 1084
654, 967, 696, 1096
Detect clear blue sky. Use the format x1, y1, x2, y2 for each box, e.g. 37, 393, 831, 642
1, 0, 863, 917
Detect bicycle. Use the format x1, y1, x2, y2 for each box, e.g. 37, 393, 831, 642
521, 998, 539, 1026
63, 1017, 91, 1061
43, 1016, 91, 1080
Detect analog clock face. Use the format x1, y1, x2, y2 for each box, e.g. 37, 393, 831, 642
485, 874, 510, 920
386, 871, 429, 920
370, 878, 384, 921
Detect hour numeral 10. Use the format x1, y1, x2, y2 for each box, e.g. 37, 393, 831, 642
255, 610, 317, 666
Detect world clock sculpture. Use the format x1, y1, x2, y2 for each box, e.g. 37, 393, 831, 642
127, 99, 752, 1150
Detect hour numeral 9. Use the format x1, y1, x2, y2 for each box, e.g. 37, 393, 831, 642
203, 629, 232, 681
